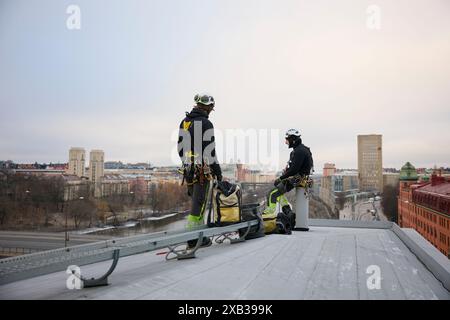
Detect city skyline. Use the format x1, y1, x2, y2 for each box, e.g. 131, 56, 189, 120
1, 0, 449, 170
2, 154, 449, 173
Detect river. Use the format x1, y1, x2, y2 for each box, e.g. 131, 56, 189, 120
88, 214, 189, 237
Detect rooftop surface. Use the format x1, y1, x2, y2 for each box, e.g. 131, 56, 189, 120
1, 222, 449, 300
416, 181, 450, 196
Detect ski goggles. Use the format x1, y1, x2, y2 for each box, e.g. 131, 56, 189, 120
194, 94, 215, 106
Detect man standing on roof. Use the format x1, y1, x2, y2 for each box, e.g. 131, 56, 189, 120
177, 93, 222, 248
265, 129, 314, 231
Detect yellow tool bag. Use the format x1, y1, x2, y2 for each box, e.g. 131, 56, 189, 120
262, 211, 278, 234
262, 189, 294, 234
212, 181, 242, 226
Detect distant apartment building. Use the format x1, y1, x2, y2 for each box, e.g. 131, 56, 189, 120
319, 171, 359, 211
398, 162, 450, 258
104, 161, 125, 170
46, 163, 68, 171
89, 150, 105, 184
101, 174, 130, 197
323, 163, 336, 177
335, 172, 359, 192
150, 167, 181, 184
17, 163, 40, 169
221, 164, 238, 183
236, 164, 247, 182
67, 148, 86, 177
319, 175, 334, 209
358, 134, 383, 193
13, 168, 66, 176
86, 150, 104, 198
236, 164, 276, 183
310, 174, 322, 196
62, 174, 91, 201
0, 160, 16, 169
129, 176, 150, 201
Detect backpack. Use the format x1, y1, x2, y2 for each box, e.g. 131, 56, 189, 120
240, 203, 265, 240
211, 181, 242, 226
304, 146, 314, 175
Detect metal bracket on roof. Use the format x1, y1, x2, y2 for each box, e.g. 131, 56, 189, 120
215, 221, 251, 244
0, 220, 259, 287
79, 249, 120, 288
166, 232, 204, 261
231, 221, 252, 244
215, 232, 235, 244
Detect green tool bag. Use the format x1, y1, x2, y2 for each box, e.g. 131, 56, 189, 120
212, 181, 242, 226
262, 188, 293, 234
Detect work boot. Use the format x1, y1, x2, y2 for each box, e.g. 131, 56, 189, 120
186, 214, 211, 249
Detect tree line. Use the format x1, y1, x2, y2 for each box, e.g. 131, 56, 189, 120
0, 171, 190, 231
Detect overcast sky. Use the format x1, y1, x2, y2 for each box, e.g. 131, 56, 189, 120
0, 0, 449, 171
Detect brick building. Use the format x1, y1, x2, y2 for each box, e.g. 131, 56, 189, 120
398, 162, 450, 258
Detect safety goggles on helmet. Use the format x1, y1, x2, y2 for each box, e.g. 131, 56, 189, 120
194, 94, 215, 106
285, 129, 301, 138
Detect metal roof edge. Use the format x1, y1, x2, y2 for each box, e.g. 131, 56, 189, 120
391, 223, 450, 291
309, 219, 393, 229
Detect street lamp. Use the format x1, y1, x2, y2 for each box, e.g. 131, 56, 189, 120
22, 190, 31, 225
65, 206, 69, 247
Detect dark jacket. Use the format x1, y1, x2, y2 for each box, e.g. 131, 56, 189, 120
280, 140, 313, 180
177, 108, 222, 179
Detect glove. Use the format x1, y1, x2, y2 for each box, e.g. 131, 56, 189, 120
274, 178, 282, 186
216, 175, 223, 182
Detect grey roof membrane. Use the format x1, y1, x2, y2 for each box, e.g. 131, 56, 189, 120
1, 225, 449, 300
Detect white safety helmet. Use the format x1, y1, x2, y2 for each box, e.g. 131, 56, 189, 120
285, 129, 301, 139
194, 93, 215, 106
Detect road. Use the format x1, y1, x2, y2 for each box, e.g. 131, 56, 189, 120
355, 201, 386, 221
339, 201, 387, 221
0, 231, 112, 252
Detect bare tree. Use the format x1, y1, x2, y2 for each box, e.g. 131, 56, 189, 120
381, 185, 399, 222
335, 192, 347, 211
66, 198, 96, 229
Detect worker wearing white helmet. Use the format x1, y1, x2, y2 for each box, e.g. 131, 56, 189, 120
265, 129, 314, 233
177, 93, 222, 249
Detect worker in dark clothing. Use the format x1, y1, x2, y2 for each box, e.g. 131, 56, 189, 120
178, 93, 222, 248
265, 129, 313, 222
